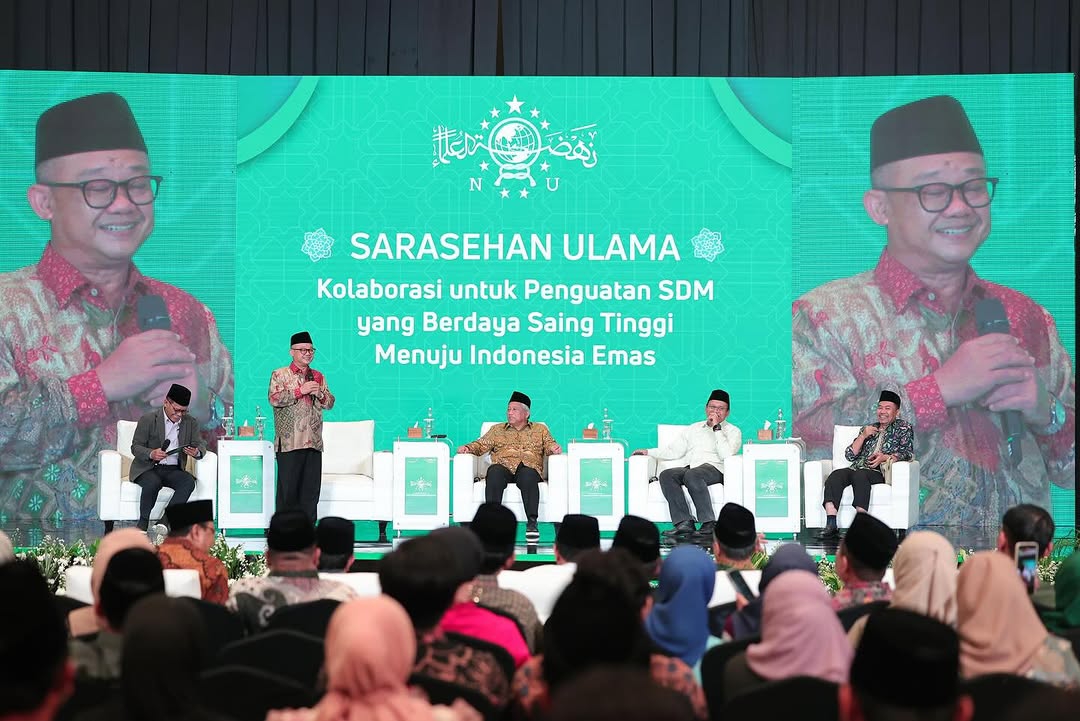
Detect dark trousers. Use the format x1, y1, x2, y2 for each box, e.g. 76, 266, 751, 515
822, 467, 885, 512
659, 464, 724, 525
277, 448, 323, 521
486, 463, 541, 522
134, 465, 196, 528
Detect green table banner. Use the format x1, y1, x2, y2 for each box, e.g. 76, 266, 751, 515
755, 459, 789, 518
579, 457, 613, 516
230, 455, 264, 514
404, 457, 439, 515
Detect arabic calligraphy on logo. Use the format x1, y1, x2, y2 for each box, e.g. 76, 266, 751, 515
433, 95, 598, 197
235, 474, 258, 490
585, 477, 608, 492
410, 476, 433, 493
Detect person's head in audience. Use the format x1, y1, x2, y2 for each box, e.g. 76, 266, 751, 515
836, 512, 898, 587
97, 548, 165, 632
577, 548, 654, 618
0, 530, 14, 565
955, 551, 1064, 680
121, 595, 211, 721
428, 525, 485, 606
163, 499, 216, 553
0, 561, 73, 721
470, 502, 519, 574
644, 545, 716, 667
265, 509, 319, 571
378, 535, 461, 633
889, 531, 957, 625
555, 514, 600, 564
998, 686, 1080, 721
841, 608, 972, 721
746, 571, 852, 685
729, 543, 818, 640
71, 528, 155, 636
611, 515, 661, 579
268, 597, 463, 721
316, 516, 355, 572
998, 503, 1055, 559
542, 550, 652, 696
548, 667, 695, 721
711, 502, 760, 569
1042, 551, 1080, 635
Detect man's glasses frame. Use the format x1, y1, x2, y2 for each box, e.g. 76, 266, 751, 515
873, 176, 998, 213
42, 175, 163, 209
291, 346, 316, 355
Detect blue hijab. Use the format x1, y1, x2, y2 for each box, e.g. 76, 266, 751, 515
644, 545, 716, 666
729, 543, 818, 640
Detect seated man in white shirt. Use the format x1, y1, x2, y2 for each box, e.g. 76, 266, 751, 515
633, 389, 742, 543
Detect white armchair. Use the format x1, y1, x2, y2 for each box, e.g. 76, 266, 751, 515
98, 420, 217, 530
803, 425, 920, 530
316, 421, 393, 535
64, 566, 202, 604
626, 424, 743, 523
452, 422, 568, 523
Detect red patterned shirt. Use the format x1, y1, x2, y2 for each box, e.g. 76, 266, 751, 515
268, 363, 335, 453
0, 245, 233, 526
793, 250, 1074, 526
157, 537, 230, 604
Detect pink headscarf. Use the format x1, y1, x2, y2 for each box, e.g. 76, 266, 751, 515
957, 551, 1048, 678
746, 571, 852, 684
269, 597, 437, 721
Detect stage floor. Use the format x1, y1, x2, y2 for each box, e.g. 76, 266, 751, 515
1, 516, 1041, 564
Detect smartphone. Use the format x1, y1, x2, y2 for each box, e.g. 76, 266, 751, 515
728, 570, 756, 600
1014, 541, 1039, 595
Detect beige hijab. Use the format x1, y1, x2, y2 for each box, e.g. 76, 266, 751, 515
68, 528, 155, 636
849, 530, 957, 645
956, 551, 1048, 678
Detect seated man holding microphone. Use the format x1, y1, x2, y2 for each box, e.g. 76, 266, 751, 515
129, 383, 205, 531
457, 391, 562, 542
818, 390, 914, 540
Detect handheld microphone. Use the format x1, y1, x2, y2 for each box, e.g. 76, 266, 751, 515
137, 295, 171, 331
161, 439, 171, 451
975, 297, 1024, 467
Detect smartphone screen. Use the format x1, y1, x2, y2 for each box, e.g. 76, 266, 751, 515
1015, 541, 1039, 595
728, 570, 756, 600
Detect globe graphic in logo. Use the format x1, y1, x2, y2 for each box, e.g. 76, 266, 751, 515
488, 118, 542, 167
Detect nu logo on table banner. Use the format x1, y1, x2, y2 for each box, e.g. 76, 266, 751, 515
405, 456, 438, 515
230, 456, 264, 514
578, 457, 613, 517
432, 95, 599, 198
755, 459, 789, 518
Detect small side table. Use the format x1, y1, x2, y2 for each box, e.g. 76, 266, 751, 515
566, 439, 627, 531
392, 439, 451, 532
739, 440, 803, 534
217, 439, 276, 530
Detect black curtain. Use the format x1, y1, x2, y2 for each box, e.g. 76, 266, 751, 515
0, 0, 1075, 78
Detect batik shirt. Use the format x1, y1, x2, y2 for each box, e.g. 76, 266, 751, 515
830, 580, 893, 612
157, 537, 229, 604
845, 419, 915, 473
268, 363, 335, 453
415, 626, 513, 709
472, 574, 544, 652
460, 422, 560, 476
226, 569, 356, 632
0, 245, 234, 529
794, 250, 1074, 527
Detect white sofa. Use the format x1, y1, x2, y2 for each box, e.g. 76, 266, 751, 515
452, 422, 568, 523
64, 565, 202, 604
98, 420, 217, 530
626, 424, 744, 523
803, 425, 920, 530
316, 421, 394, 533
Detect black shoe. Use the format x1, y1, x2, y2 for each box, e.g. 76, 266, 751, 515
662, 521, 696, 538
691, 521, 716, 543
815, 526, 840, 541
525, 521, 540, 542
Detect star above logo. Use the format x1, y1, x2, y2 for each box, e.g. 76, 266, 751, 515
506, 96, 524, 114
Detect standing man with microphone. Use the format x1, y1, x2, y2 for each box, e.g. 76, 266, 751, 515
817, 390, 914, 540
269, 332, 335, 521
0, 92, 233, 530
129, 383, 205, 531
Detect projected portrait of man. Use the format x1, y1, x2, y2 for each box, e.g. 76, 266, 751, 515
792, 95, 1074, 527
0, 92, 233, 525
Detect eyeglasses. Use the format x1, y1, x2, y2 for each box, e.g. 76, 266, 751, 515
42, 175, 162, 209
291, 347, 316, 355
165, 399, 189, 415
873, 177, 998, 213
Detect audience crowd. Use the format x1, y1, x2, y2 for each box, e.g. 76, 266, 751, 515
1, 499, 1079, 721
